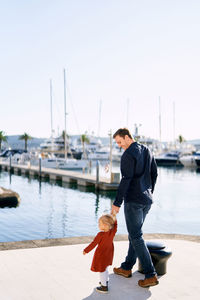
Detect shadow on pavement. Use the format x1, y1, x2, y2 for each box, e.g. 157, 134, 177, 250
82, 272, 152, 300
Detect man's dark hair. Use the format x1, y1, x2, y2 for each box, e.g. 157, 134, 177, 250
113, 128, 133, 139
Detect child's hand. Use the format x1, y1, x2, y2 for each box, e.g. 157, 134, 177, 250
111, 204, 120, 215
111, 211, 117, 220
83, 250, 86, 255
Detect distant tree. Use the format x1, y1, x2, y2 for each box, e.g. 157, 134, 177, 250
19, 133, 32, 151
61, 130, 69, 141
81, 133, 90, 159
0, 131, 7, 151
178, 135, 185, 144
61, 130, 70, 152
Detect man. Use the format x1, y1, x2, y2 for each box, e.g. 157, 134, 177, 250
111, 128, 158, 288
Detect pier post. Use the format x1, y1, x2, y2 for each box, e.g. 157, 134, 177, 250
39, 157, 42, 179
88, 160, 92, 174
9, 156, 12, 172
96, 160, 100, 190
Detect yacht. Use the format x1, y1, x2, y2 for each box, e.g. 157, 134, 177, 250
74, 136, 102, 154
41, 157, 87, 170
179, 151, 200, 168
87, 147, 110, 160
155, 151, 182, 166
112, 148, 123, 162
40, 137, 64, 151
0, 149, 27, 158
30, 154, 87, 170
40, 137, 83, 160
195, 157, 200, 168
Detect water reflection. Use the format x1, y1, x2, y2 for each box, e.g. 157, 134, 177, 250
0, 165, 200, 241
46, 195, 54, 239
196, 167, 200, 173
61, 181, 78, 190
95, 192, 100, 215
158, 165, 200, 173
38, 179, 41, 195
62, 193, 68, 237
9, 172, 12, 184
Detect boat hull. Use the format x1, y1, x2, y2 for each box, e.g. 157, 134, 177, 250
195, 158, 200, 167
155, 158, 181, 166
155, 151, 182, 167
180, 156, 198, 168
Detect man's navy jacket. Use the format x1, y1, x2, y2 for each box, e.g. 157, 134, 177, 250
113, 142, 158, 207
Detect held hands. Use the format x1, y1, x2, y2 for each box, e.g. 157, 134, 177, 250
111, 204, 120, 215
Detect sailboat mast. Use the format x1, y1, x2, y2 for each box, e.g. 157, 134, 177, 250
109, 129, 112, 178
159, 96, 162, 144
173, 101, 175, 146
63, 68, 67, 159
50, 79, 53, 151
97, 99, 102, 137
126, 98, 130, 127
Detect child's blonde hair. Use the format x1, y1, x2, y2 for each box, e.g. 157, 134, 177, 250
99, 214, 115, 229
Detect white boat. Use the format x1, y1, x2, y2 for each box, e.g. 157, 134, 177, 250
41, 157, 87, 170
75, 137, 102, 154
40, 137, 64, 151
196, 157, 200, 168
180, 151, 200, 168
38, 70, 85, 170
112, 148, 123, 162
11, 152, 31, 164
155, 151, 182, 166
88, 147, 110, 160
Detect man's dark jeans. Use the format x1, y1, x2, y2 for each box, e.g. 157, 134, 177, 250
121, 202, 156, 279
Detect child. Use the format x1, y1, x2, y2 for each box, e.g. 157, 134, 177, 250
83, 213, 117, 294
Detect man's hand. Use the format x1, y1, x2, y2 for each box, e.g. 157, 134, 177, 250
111, 204, 120, 215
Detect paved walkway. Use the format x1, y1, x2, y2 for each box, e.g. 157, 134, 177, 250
0, 236, 199, 300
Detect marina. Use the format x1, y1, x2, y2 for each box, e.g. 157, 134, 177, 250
0, 165, 200, 243
1, 1, 200, 298
0, 160, 120, 191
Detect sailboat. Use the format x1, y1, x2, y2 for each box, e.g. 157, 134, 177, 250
40, 70, 87, 171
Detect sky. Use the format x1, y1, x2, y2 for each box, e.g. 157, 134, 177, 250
0, 0, 200, 141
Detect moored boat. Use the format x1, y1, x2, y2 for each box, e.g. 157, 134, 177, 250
87, 147, 110, 160
31, 156, 87, 170
195, 157, 200, 167
155, 151, 182, 166
180, 151, 200, 168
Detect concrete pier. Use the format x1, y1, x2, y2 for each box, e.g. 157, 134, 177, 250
0, 234, 199, 300
0, 160, 120, 191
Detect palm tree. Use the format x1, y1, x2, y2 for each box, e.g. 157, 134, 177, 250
0, 131, 7, 151
81, 133, 90, 159
19, 133, 32, 151
61, 130, 69, 144
61, 130, 70, 154
178, 135, 185, 144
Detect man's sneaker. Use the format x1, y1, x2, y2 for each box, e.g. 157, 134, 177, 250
113, 267, 132, 278
138, 275, 159, 288
96, 285, 108, 294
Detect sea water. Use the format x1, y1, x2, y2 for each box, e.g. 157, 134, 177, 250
0, 165, 200, 242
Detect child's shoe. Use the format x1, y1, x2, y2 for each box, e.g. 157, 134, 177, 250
99, 281, 108, 286
96, 284, 108, 294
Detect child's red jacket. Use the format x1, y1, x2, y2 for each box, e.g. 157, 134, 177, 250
84, 221, 117, 272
